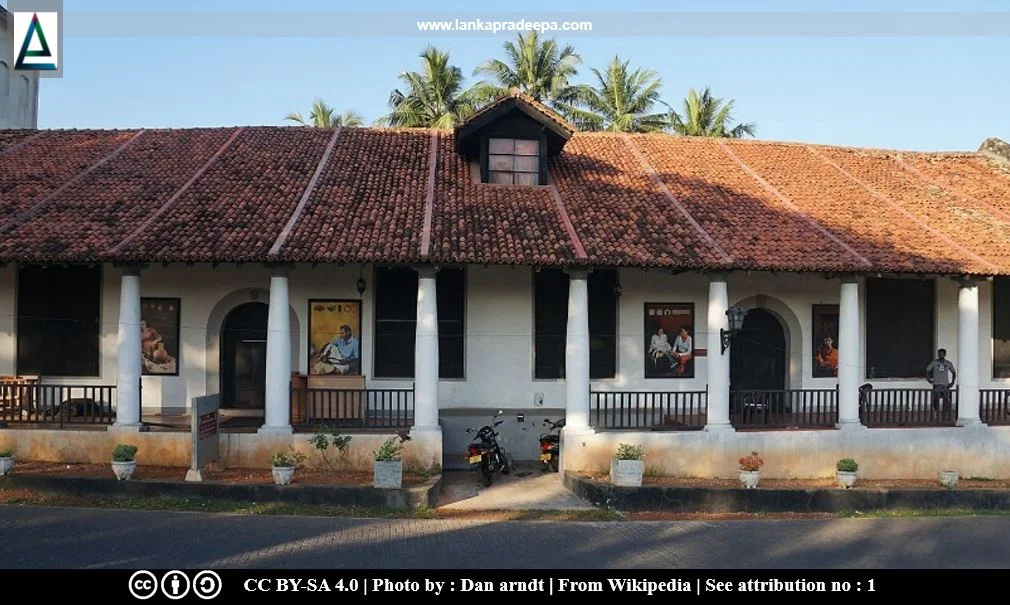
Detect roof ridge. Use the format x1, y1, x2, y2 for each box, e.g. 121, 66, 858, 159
807, 145, 999, 274
109, 127, 244, 254
547, 183, 587, 261
621, 134, 733, 265
269, 127, 344, 256
419, 129, 439, 258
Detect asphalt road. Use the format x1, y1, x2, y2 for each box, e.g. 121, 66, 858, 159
0, 505, 1008, 569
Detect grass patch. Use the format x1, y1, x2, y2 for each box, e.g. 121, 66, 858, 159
0, 490, 437, 519
836, 508, 1010, 518
968, 476, 994, 482
435, 508, 624, 522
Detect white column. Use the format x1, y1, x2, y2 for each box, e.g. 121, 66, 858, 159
837, 278, 863, 428
565, 270, 591, 430
260, 268, 292, 434
706, 274, 734, 431
114, 266, 142, 428
957, 279, 984, 427
413, 267, 439, 429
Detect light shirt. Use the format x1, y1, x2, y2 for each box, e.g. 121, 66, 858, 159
926, 359, 955, 386
331, 336, 360, 361
650, 333, 672, 353
673, 335, 692, 354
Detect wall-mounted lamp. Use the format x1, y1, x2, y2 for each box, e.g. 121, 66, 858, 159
356, 268, 367, 296
720, 306, 748, 354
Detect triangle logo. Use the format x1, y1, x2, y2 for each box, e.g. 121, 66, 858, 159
15, 13, 57, 71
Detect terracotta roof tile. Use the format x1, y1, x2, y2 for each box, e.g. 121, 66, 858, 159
3, 126, 1010, 276
456, 88, 575, 138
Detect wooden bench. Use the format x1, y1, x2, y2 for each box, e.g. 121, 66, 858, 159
291, 373, 366, 425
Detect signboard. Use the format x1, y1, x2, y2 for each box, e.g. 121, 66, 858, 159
185, 394, 220, 482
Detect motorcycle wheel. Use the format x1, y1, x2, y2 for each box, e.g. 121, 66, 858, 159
480, 466, 494, 487
549, 457, 559, 473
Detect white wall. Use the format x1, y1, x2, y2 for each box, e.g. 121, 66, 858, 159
1, 264, 1006, 413
0, 16, 40, 129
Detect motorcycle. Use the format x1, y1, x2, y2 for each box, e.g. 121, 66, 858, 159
538, 417, 565, 472
465, 409, 513, 487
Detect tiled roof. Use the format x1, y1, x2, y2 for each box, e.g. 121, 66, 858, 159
2, 126, 1010, 276
454, 88, 576, 139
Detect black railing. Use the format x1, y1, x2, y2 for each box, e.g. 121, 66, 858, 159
861, 387, 958, 427
730, 389, 838, 429
0, 382, 116, 426
980, 389, 1010, 426
291, 387, 414, 429
591, 391, 707, 430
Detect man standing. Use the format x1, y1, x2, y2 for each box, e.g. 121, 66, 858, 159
926, 349, 957, 420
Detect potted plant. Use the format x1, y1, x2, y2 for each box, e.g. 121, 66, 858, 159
111, 444, 138, 480
0, 449, 14, 476
835, 458, 858, 489
270, 448, 307, 486
373, 430, 411, 489
738, 451, 763, 489
610, 443, 645, 487
938, 469, 960, 489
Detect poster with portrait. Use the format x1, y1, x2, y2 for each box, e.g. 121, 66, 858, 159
309, 300, 362, 376
644, 303, 695, 378
141, 298, 180, 376
812, 304, 840, 378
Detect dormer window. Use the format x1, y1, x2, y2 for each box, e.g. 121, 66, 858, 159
488, 137, 541, 185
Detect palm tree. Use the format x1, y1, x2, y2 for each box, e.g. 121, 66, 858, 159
472, 31, 583, 106
286, 100, 363, 127
380, 46, 480, 128
665, 87, 756, 138
555, 56, 666, 133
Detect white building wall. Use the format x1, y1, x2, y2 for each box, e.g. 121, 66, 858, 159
0, 14, 41, 129
1, 264, 1006, 412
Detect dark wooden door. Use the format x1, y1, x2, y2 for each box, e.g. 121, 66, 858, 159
221, 303, 268, 409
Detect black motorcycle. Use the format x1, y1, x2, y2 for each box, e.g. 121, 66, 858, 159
538, 417, 565, 472
465, 410, 513, 487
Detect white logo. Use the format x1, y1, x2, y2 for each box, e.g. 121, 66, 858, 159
161, 570, 191, 600
193, 570, 223, 600
128, 570, 159, 600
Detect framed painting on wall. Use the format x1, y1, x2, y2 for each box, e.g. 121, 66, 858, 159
309, 300, 362, 376
812, 304, 840, 378
141, 297, 180, 376
644, 303, 695, 378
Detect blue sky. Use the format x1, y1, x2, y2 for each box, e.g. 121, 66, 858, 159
17, 0, 1010, 150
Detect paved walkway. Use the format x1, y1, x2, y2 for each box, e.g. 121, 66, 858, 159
2, 506, 1009, 568
436, 467, 594, 510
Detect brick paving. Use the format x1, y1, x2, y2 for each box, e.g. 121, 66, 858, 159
1, 505, 1009, 569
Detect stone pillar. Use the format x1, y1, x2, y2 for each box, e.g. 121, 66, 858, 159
260, 268, 292, 434
706, 274, 734, 431
837, 278, 863, 429
413, 267, 439, 430
114, 266, 142, 429
957, 279, 984, 427
565, 269, 590, 430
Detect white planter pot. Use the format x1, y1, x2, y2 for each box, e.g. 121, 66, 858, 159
938, 470, 959, 489
610, 458, 644, 487
0, 456, 14, 476
739, 470, 760, 489
111, 460, 136, 481
836, 470, 858, 489
374, 460, 402, 489
272, 466, 295, 486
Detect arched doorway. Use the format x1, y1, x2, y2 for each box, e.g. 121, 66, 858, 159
221, 302, 268, 410
730, 308, 787, 391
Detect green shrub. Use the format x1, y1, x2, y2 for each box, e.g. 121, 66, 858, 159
112, 444, 138, 462
836, 458, 858, 472
270, 448, 307, 468
615, 443, 644, 461
374, 431, 411, 462
308, 425, 353, 472
0, 450, 12, 458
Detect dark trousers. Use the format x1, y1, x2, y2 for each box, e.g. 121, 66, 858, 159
931, 385, 953, 418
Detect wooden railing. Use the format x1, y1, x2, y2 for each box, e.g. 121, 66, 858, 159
979, 389, 1010, 426
0, 382, 116, 426
291, 387, 413, 429
590, 391, 707, 430
730, 389, 838, 429
860, 387, 958, 427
